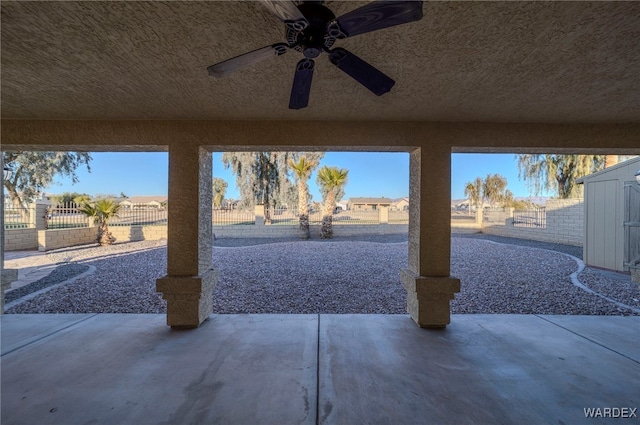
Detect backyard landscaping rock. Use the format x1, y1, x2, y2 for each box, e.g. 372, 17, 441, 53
5, 237, 639, 316
4, 263, 90, 304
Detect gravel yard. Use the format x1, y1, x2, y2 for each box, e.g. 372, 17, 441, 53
5, 236, 640, 315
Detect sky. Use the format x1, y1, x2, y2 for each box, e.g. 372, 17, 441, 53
46, 152, 544, 201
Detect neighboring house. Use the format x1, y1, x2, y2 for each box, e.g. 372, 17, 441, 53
335, 201, 348, 211
392, 197, 409, 211
577, 156, 640, 279
3, 192, 53, 208
348, 197, 393, 211
220, 199, 239, 210
120, 196, 168, 209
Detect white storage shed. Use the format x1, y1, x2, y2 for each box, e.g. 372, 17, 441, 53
578, 157, 640, 276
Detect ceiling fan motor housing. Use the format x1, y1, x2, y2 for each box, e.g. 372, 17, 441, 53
287, 2, 337, 58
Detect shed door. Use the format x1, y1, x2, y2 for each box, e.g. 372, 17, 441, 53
623, 182, 640, 272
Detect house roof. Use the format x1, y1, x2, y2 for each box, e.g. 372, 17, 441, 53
1, 2, 638, 123
349, 197, 393, 205
121, 196, 168, 204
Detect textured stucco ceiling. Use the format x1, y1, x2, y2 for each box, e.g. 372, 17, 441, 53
1, 1, 639, 122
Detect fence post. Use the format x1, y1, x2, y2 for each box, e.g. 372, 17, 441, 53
255, 205, 265, 226
27, 203, 36, 229
380, 206, 389, 224
35, 204, 48, 230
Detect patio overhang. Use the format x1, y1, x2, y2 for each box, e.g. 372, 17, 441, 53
1, 1, 639, 328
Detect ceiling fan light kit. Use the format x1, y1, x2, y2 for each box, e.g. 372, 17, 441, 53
207, 0, 423, 110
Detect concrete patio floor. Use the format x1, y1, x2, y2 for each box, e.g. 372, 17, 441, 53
1, 314, 638, 425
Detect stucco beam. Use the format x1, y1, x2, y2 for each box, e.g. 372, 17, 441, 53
1, 120, 638, 152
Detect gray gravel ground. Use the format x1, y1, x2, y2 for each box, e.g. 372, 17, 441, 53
5, 236, 639, 315
453, 233, 583, 258
3, 263, 90, 304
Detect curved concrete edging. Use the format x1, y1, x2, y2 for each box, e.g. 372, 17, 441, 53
564, 254, 640, 315
481, 239, 640, 315
4, 265, 97, 310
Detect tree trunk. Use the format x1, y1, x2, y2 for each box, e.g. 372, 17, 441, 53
97, 221, 115, 245
298, 179, 310, 238
320, 215, 333, 239
6, 185, 31, 224
263, 184, 272, 225
321, 190, 336, 239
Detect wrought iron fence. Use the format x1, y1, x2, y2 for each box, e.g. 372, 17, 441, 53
331, 209, 379, 224
389, 210, 409, 224
513, 208, 547, 228
211, 206, 412, 226
3, 206, 33, 229
45, 203, 88, 229
111, 204, 168, 226
451, 209, 476, 222
43, 202, 169, 228
212, 208, 255, 225
267, 207, 298, 225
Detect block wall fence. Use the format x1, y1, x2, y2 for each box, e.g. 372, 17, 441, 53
3, 200, 584, 252
482, 199, 584, 246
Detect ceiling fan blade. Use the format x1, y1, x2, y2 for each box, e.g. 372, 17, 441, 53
329, 48, 395, 96
329, 1, 423, 39
289, 59, 315, 110
260, 0, 309, 31
207, 43, 289, 78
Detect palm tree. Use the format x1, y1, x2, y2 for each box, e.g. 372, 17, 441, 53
464, 177, 483, 212
78, 199, 121, 246
287, 156, 318, 239
316, 166, 348, 239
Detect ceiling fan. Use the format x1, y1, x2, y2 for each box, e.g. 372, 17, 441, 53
207, 1, 423, 109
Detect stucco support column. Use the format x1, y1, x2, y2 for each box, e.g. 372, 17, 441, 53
1, 155, 18, 314
401, 146, 460, 328
156, 146, 217, 329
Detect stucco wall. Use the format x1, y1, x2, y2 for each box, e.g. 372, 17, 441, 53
482, 199, 584, 246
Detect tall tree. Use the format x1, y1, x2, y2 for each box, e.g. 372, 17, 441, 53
52, 192, 91, 205
2, 151, 92, 221
222, 152, 288, 224
288, 156, 319, 239
483, 173, 508, 208
501, 189, 515, 208
212, 177, 228, 208
464, 177, 484, 211
517, 154, 605, 199
222, 151, 322, 224
316, 166, 348, 239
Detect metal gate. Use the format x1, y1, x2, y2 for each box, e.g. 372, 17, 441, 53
623, 182, 640, 272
